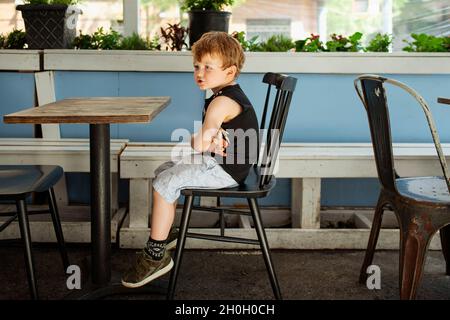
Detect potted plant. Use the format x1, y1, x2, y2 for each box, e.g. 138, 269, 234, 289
16, 0, 82, 49
180, 0, 234, 47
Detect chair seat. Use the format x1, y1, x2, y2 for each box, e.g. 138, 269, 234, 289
396, 176, 450, 204
181, 169, 276, 198
0, 165, 64, 198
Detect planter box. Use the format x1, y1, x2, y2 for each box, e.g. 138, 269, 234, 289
16, 4, 82, 49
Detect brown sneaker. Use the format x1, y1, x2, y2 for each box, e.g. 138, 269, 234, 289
121, 249, 173, 288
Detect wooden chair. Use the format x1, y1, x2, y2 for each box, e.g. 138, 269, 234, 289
167, 72, 297, 300
0, 165, 69, 299
354, 74, 450, 299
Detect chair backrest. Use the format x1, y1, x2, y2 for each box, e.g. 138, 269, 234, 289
354, 74, 450, 193
258, 72, 297, 188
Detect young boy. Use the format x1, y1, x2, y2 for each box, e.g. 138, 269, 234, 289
121, 31, 259, 288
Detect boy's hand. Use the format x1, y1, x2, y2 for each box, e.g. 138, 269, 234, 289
208, 129, 229, 156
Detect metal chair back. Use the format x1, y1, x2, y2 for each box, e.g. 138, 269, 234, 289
354, 74, 450, 193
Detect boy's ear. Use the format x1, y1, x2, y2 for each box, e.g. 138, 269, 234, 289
227, 65, 238, 78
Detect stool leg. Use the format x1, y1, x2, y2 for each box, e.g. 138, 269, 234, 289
167, 195, 194, 300
48, 188, 70, 271
16, 199, 38, 300
248, 198, 282, 300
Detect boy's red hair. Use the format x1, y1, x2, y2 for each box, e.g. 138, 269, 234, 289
191, 31, 245, 76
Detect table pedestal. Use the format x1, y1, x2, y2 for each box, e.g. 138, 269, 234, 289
90, 123, 111, 285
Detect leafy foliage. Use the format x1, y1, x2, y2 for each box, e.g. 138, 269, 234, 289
120, 33, 160, 50
180, 0, 234, 11
73, 28, 161, 50
254, 34, 295, 52
24, 0, 80, 5
365, 33, 392, 52
325, 32, 363, 52
160, 23, 188, 51
231, 31, 259, 52
295, 34, 325, 52
2, 29, 27, 49
403, 33, 449, 52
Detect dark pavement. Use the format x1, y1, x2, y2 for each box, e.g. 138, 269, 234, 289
1, 242, 449, 300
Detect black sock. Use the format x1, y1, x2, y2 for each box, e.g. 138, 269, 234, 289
145, 237, 166, 260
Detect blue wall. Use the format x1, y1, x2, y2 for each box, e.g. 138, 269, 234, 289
0, 72, 35, 138
2, 71, 450, 206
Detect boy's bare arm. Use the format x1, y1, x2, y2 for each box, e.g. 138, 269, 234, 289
191, 96, 240, 154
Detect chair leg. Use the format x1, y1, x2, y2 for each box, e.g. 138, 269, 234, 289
167, 195, 194, 300
439, 224, 450, 275
359, 195, 385, 284
248, 198, 282, 300
48, 188, 70, 272
398, 219, 431, 300
16, 199, 38, 300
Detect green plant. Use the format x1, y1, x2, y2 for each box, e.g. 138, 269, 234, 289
160, 23, 188, 51
256, 34, 295, 52
24, 0, 80, 4
73, 27, 122, 49
119, 33, 160, 50
180, 0, 234, 11
365, 33, 392, 52
325, 32, 363, 52
4, 29, 27, 49
295, 34, 325, 52
0, 34, 5, 49
403, 33, 449, 52
231, 31, 259, 51
72, 30, 93, 49
91, 27, 122, 49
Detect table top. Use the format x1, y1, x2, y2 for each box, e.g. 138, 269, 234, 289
438, 97, 450, 105
3, 97, 171, 124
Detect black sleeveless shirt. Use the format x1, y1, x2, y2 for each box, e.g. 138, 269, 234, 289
202, 84, 259, 184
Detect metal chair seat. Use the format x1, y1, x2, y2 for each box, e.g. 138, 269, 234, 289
0, 165, 69, 299
396, 176, 450, 204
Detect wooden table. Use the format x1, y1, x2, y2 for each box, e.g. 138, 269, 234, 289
438, 97, 450, 105
4, 97, 170, 297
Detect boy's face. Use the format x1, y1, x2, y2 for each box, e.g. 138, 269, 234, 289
193, 53, 236, 93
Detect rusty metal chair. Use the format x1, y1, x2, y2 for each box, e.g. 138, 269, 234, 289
354, 74, 450, 299
0, 165, 69, 299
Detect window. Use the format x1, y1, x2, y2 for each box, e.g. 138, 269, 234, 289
246, 19, 291, 42
1, 0, 449, 52
353, 0, 369, 13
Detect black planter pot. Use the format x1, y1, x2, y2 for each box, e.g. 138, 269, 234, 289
188, 10, 231, 47
16, 4, 82, 49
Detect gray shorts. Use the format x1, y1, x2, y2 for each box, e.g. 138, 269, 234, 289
152, 153, 239, 203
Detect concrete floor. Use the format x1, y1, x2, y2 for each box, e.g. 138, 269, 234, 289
1, 242, 449, 300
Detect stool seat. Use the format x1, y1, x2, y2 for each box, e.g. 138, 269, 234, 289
0, 165, 63, 198
0, 164, 68, 299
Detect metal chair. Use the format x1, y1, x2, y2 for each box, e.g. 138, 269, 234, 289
0, 165, 69, 299
354, 74, 450, 299
167, 72, 297, 300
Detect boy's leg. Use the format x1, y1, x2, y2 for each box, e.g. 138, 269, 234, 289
150, 189, 176, 241
121, 189, 176, 288
122, 154, 237, 288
